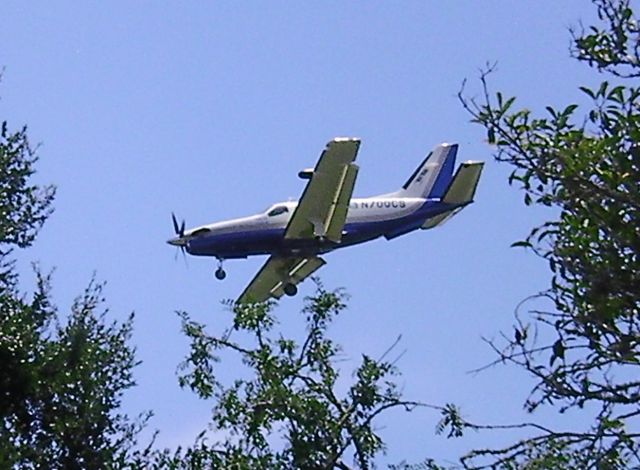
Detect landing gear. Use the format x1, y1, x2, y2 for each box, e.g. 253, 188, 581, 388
214, 258, 226, 280
283, 283, 298, 297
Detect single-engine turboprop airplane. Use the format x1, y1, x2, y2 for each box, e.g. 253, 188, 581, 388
167, 138, 483, 303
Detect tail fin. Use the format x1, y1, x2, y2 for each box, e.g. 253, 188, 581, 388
422, 161, 484, 229
396, 143, 458, 199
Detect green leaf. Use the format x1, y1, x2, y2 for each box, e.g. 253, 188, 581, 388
510, 240, 532, 249
597, 80, 609, 98
487, 127, 496, 144
564, 104, 578, 115
579, 86, 596, 99
503, 96, 516, 113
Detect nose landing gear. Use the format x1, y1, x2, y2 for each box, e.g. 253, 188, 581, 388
214, 259, 226, 280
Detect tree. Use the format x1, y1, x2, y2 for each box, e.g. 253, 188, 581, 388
0, 113, 146, 467
455, 0, 640, 467
152, 285, 429, 469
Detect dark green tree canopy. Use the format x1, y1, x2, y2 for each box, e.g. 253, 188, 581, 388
0, 112, 146, 469
0, 122, 54, 250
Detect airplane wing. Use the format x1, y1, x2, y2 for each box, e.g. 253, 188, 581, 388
285, 138, 360, 242
236, 255, 326, 304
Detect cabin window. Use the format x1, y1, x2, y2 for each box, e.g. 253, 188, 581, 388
267, 206, 289, 217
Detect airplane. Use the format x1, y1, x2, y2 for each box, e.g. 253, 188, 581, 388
167, 138, 483, 304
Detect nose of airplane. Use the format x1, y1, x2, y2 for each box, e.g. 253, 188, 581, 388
167, 237, 187, 247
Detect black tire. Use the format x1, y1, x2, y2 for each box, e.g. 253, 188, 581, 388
283, 283, 297, 297
215, 268, 226, 280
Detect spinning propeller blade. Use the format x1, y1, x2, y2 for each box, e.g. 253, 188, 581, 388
169, 213, 188, 266
171, 212, 185, 238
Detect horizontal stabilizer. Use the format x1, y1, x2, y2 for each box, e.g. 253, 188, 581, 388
421, 208, 462, 229
442, 161, 483, 204
422, 161, 484, 229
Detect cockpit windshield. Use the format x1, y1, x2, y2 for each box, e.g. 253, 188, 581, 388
267, 205, 289, 217
190, 228, 211, 237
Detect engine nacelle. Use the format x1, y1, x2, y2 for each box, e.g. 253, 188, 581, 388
298, 168, 314, 180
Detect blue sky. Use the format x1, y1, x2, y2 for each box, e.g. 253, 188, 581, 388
2, 1, 598, 465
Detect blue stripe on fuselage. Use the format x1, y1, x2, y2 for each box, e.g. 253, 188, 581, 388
186, 200, 460, 258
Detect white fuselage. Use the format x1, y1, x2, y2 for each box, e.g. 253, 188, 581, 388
187, 196, 427, 238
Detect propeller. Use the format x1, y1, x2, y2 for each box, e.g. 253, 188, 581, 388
172, 212, 185, 238
169, 213, 188, 264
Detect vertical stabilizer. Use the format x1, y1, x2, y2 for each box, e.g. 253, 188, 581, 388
394, 143, 458, 199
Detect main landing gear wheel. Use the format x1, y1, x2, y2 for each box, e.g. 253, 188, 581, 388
283, 283, 297, 297
214, 258, 226, 280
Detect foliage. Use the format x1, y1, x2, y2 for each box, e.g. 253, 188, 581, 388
388, 459, 446, 470
0, 115, 146, 468
0, 121, 55, 249
456, 0, 640, 467
157, 285, 426, 469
